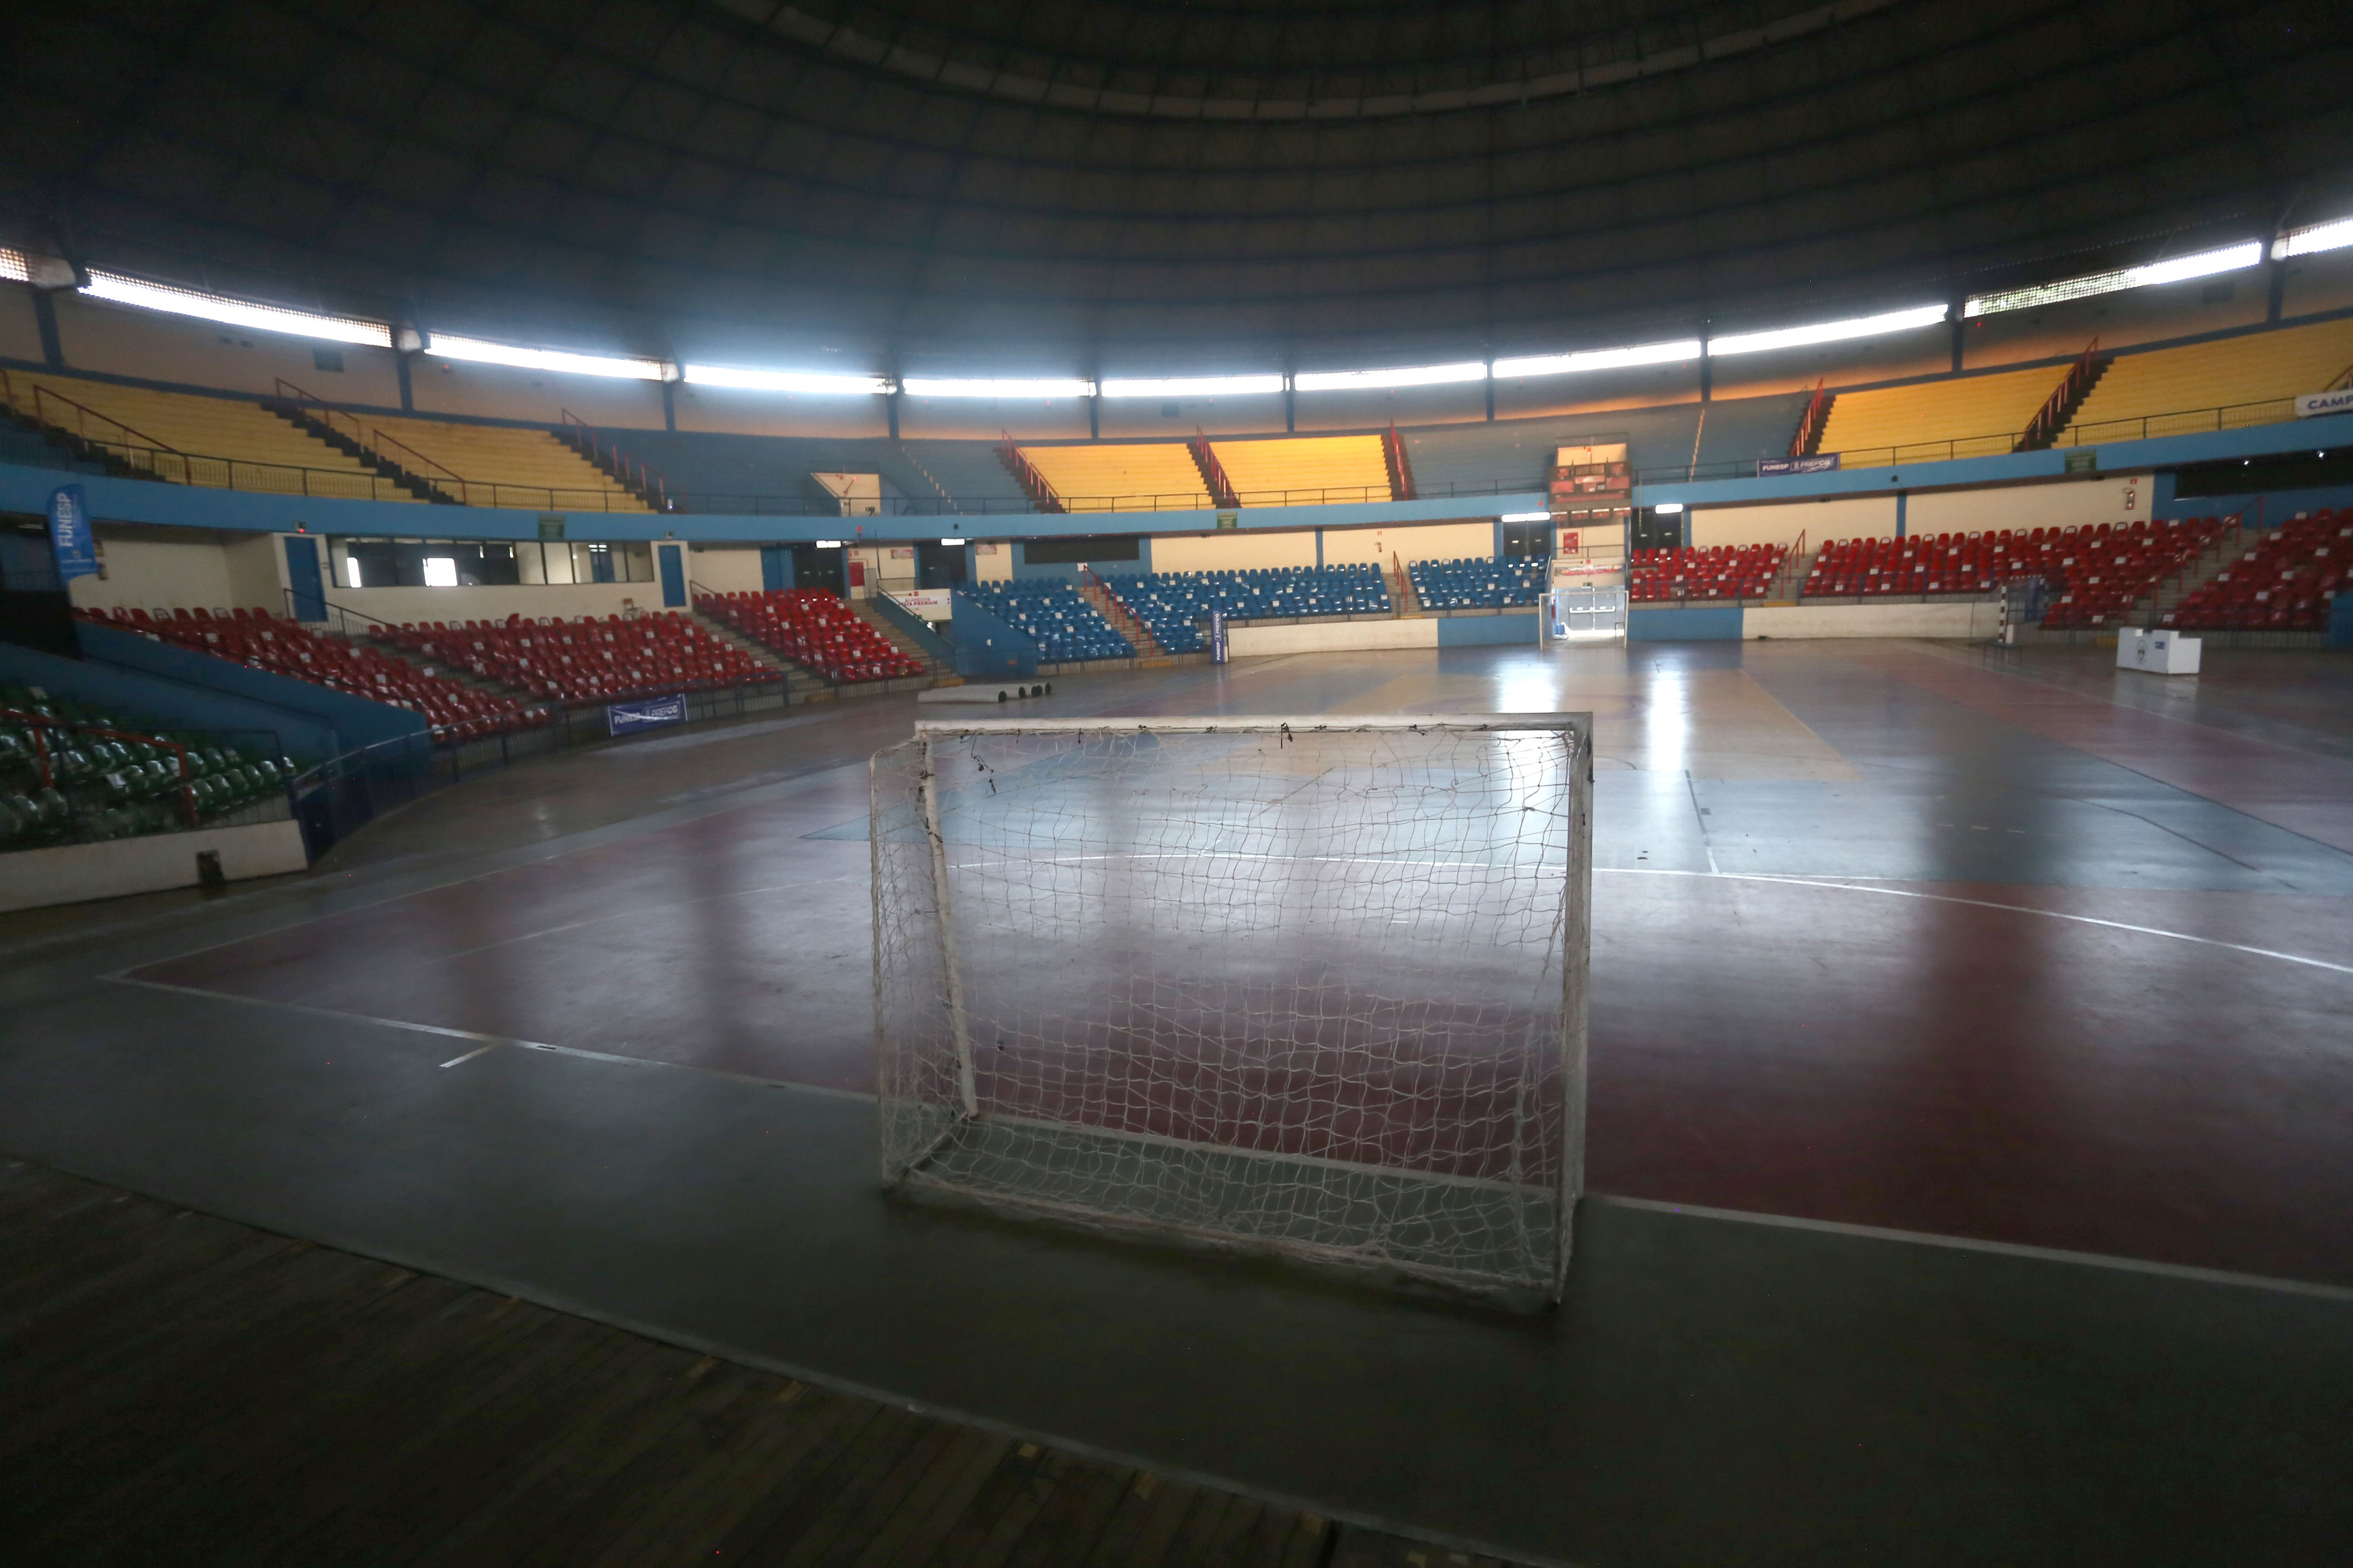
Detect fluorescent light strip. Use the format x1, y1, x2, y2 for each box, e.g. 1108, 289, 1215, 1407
2275, 217, 2353, 260
683, 363, 890, 395
1707, 304, 1947, 356
1494, 339, 1701, 377
427, 333, 667, 380
901, 377, 1094, 398
1964, 241, 2263, 318
1499, 511, 1554, 522
0, 249, 28, 285
1098, 374, 1285, 398
1293, 361, 1487, 391
81, 269, 391, 347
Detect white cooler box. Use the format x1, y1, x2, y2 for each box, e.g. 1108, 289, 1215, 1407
2117, 628, 2201, 674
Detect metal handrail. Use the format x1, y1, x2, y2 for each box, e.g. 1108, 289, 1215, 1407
2017, 339, 2101, 452
28, 384, 181, 456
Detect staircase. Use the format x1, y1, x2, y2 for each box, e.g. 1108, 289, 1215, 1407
559, 411, 669, 510
2016, 341, 2111, 452
849, 600, 957, 683
1077, 576, 1162, 657
263, 396, 445, 502
1391, 553, 1426, 617
688, 612, 836, 704
2138, 519, 2263, 622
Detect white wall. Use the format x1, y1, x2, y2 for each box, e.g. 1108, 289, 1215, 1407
1692, 495, 1899, 548
1150, 530, 1319, 571
1226, 619, 1438, 657
1743, 601, 2002, 639
72, 529, 241, 612
975, 541, 1013, 581
0, 820, 309, 913
410, 357, 666, 429
686, 545, 767, 593
1322, 519, 1494, 566
51, 292, 406, 405
1906, 474, 2153, 535
0, 285, 47, 363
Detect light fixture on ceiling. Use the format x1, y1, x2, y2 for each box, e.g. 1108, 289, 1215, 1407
1654, 503, 1686, 514
425, 333, 669, 379
939, 537, 967, 546
681, 364, 891, 394
1499, 511, 1554, 522
80, 269, 393, 347
1097, 374, 1287, 397
900, 377, 1095, 398
2273, 216, 2353, 260
1706, 304, 1948, 356
815, 539, 844, 549
1292, 361, 1489, 391
1492, 340, 1702, 377
0, 248, 28, 285
1964, 241, 2264, 317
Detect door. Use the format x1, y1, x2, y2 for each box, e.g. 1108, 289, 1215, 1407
916, 541, 969, 589
789, 544, 846, 596
657, 543, 686, 607
284, 535, 326, 621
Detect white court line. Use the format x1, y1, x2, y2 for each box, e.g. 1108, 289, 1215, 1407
1602, 867, 2353, 977
104, 977, 876, 1101
439, 1044, 501, 1069
1593, 1194, 2353, 1303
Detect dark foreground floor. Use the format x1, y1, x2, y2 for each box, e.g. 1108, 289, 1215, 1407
0, 1158, 1495, 1568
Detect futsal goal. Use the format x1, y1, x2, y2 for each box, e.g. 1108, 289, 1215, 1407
871, 715, 1591, 1301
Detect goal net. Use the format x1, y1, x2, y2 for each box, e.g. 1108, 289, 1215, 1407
870, 716, 1591, 1300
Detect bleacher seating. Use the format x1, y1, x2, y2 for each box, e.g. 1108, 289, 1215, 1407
694, 590, 923, 684
1016, 444, 1211, 512
1813, 364, 2069, 459
1802, 517, 2224, 627
2063, 318, 2353, 440
1626, 545, 1785, 603
957, 583, 1135, 662
1209, 435, 1394, 505
1406, 557, 1548, 610
0, 371, 416, 499
2, 682, 299, 851
373, 613, 780, 704
2162, 511, 2349, 632
350, 414, 649, 511
1106, 566, 1391, 652
80, 606, 543, 741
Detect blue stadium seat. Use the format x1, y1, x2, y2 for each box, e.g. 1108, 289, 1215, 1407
1103, 564, 1391, 652
1403, 557, 1546, 610
957, 583, 1136, 662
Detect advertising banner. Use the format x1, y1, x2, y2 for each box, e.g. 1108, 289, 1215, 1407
46, 485, 98, 581
1209, 608, 1229, 664
1759, 454, 1840, 476
2295, 388, 2353, 419
890, 588, 954, 620
1549, 442, 1631, 506
607, 692, 689, 737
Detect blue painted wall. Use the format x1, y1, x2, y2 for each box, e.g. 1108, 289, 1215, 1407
1629, 605, 1743, 642
77, 624, 428, 751
0, 640, 342, 760
948, 592, 1040, 678
1435, 613, 1540, 647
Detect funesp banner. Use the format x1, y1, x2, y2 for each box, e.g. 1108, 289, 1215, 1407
46, 485, 98, 581
1760, 454, 1840, 476
607, 692, 688, 736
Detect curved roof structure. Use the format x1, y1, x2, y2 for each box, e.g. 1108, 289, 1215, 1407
4, 0, 2348, 374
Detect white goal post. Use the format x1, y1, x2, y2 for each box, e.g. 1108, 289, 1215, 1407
870, 715, 1593, 1301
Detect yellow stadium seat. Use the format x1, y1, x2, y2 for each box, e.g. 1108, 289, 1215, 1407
1814, 363, 2071, 464
2061, 318, 2353, 443
1016, 443, 1211, 512
350, 413, 650, 511
0, 371, 420, 502
1208, 435, 1393, 504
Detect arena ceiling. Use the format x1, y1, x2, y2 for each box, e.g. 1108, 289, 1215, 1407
3, 0, 2349, 375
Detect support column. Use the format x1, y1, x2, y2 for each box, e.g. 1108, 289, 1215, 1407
31, 292, 63, 369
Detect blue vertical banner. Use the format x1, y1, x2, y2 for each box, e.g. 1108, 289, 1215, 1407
1209, 608, 1228, 664
46, 485, 98, 581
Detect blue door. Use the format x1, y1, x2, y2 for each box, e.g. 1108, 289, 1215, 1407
284, 535, 326, 621
760, 544, 792, 591
657, 543, 687, 608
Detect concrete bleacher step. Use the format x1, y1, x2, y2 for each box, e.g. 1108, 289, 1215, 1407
1076, 581, 1164, 656
688, 613, 836, 702
265, 405, 445, 502
2150, 526, 2263, 613
847, 600, 955, 682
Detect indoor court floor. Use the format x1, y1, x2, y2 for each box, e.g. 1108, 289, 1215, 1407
5, 637, 2352, 1566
